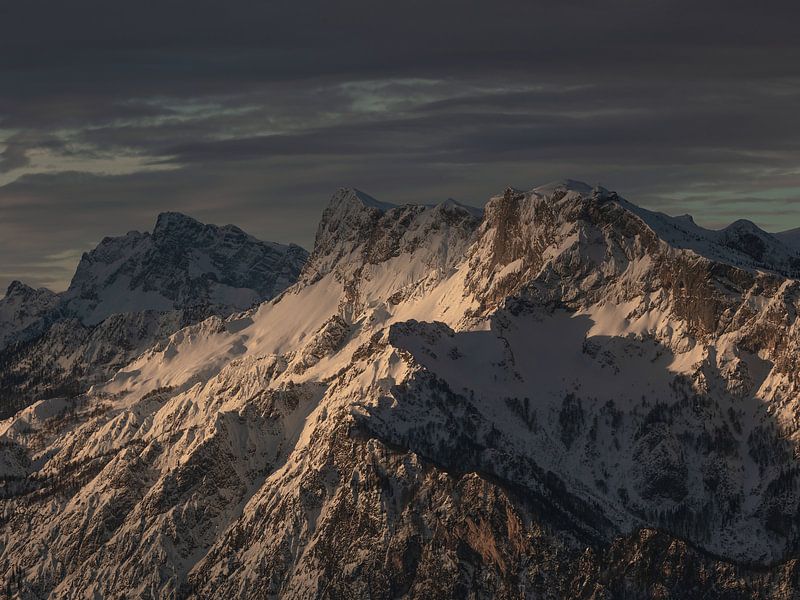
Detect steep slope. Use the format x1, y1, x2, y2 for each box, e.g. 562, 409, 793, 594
2, 183, 800, 598
775, 226, 800, 253
0, 213, 308, 418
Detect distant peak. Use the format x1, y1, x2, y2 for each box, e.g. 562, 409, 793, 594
331, 187, 396, 212
724, 219, 763, 233
501, 186, 526, 197
438, 197, 484, 218
534, 179, 594, 195
4, 280, 55, 300
153, 211, 203, 235
5, 280, 32, 296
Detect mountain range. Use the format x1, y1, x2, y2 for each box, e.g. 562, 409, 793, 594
2, 181, 800, 598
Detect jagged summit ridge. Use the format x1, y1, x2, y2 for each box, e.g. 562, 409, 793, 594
305, 187, 483, 281
619, 199, 800, 277
152, 210, 293, 254
307, 181, 800, 305
0, 281, 59, 349
319, 187, 483, 226
533, 177, 595, 195
346, 187, 396, 211
153, 210, 204, 233
5, 280, 35, 297
63, 211, 308, 325
477, 180, 800, 280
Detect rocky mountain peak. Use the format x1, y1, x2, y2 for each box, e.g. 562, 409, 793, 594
726, 218, 760, 231
3, 281, 59, 316
5, 280, 35, 299
319, 187, 396, 227
2, 280, 58, 308
60, 212, 308, 325
437, 197, 484, 218
305, 188, 481, 281
719, 219, 774, 262
304, 189, 391, 275
0, 281, 59, 350
533, 178, 595, 196
152, 211, 206, 239
323, 185, 396, 219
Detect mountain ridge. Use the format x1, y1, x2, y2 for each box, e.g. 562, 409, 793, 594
2, 182, 800, 597
5, 188, 800, 303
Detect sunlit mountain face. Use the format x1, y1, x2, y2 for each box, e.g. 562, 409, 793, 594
2, 181, 800, 597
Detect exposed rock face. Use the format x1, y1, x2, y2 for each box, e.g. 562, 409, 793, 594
0, 213, 308, 418
0, 281, 59, 348
3, 182, 800, 598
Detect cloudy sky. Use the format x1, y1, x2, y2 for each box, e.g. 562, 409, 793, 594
1, 1, 799, 292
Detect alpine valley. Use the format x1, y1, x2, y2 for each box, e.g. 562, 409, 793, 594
3, 181, 800, 599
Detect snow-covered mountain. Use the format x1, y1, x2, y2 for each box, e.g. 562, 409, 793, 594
61, 211, 307, 326
2, 183, 800, 598
0, 213, 308, 418
775, 226, 800, 254
0, 281, 59, 349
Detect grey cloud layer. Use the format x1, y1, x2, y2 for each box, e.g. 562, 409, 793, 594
1, 0, 799, 291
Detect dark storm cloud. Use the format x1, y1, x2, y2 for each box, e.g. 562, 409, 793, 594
1, 0, 800, 291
